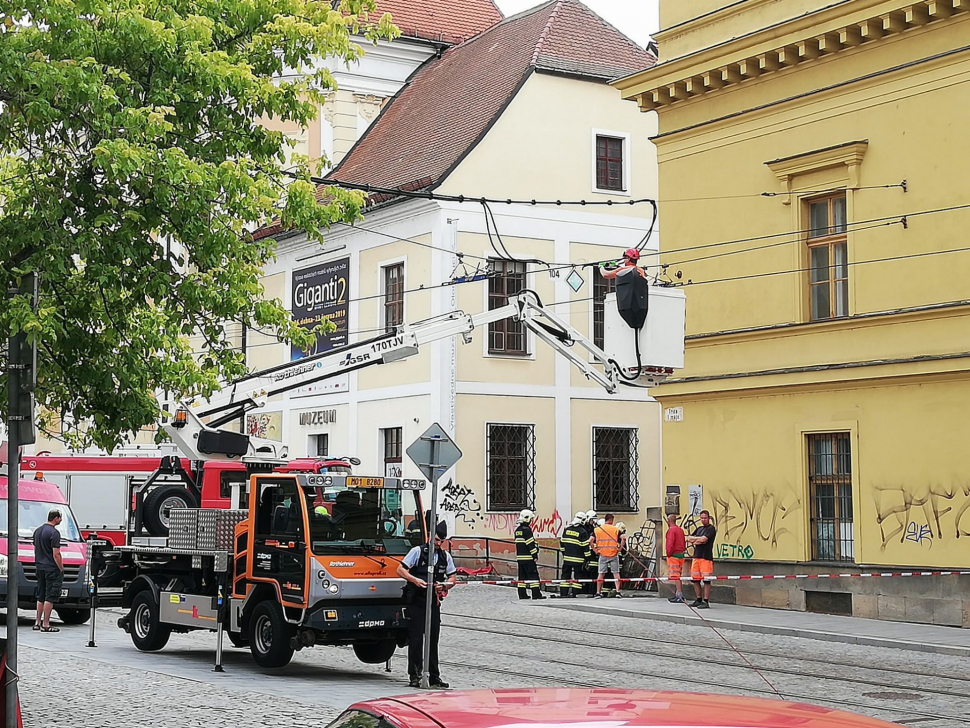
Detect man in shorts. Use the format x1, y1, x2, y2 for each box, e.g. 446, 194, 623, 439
686, 510, 716, 609
33, 509, 65, 632
592, 514, 623, 599
665, 513, 687, 603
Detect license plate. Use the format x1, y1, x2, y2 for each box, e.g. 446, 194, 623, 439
60, 589, 69, 598
347, 477, 383, 488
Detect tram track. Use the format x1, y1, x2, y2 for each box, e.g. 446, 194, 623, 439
445, 611, 970, 688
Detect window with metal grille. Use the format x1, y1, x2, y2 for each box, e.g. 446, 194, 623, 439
486, 424, 535, 511
593, 427, 639, 512
807, 433, 854, 562
806, 193, 848, 321
311, 433, 329, 457
382, 263, 404, 332
488, 259, 527, 355
596, 135, 624, 191
593, 268, 617, 349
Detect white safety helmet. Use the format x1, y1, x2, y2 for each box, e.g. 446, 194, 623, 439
584, 510, 597, 522
597, 518, 606, 526
519, 509, 535, 523
573, 511, 586, 524
616, 521, 627, 534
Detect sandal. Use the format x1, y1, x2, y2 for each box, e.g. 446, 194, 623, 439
32, 625, 41, 631
40, 626, 60, 633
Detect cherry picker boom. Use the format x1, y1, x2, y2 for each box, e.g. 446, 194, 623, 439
166, 288, 685, 464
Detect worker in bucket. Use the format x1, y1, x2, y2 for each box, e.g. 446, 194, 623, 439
600, 248, 646, 280
514, 510, 545, 600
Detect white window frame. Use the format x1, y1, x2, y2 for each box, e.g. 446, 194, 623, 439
380, 425, 404, 478
377, 255, 408, 332
307, 432, 330, 458
591, 128, 632, 197
481, 254, 536, 361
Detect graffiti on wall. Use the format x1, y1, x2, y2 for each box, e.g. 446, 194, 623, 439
873, 482, 970, 550
716, 543, 755, 559
710, 486, 801, 549
483, 510, 565, 539
439, 479, 484, 528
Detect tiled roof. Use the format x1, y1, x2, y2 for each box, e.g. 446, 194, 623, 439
372, 0, 503, 45
532, 0, 657, 81
328, 0, 656, 194
256, 1, 656, 240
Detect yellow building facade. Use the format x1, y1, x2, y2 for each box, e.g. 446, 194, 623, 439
617, 0, 970, 625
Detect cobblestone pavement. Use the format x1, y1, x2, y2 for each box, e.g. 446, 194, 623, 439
13, 586, 970, 727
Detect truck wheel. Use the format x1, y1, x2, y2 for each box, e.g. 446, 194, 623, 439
249, 601, 294, 668
143, 486, 198, 536
129, 591, 171, 651
227, 631, 249, 648
55, 607, 91, 625
353, 639, 398, 664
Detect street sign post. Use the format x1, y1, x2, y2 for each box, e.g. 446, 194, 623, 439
406, 423, 462, 689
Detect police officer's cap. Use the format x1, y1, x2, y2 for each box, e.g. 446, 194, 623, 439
435, 522, 449, 540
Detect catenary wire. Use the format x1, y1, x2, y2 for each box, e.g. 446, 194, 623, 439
684, 238, 970, 288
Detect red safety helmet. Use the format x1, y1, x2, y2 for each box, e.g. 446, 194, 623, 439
623, 248, 640, 262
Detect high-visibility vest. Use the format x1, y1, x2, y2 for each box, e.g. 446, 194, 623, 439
593, 523, 621, 557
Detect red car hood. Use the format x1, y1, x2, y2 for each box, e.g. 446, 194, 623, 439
363, 689, 900, 728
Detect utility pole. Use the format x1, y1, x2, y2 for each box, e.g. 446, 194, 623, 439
6, 273, 37, 728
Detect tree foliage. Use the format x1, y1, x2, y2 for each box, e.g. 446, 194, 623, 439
0, 0, 395, 449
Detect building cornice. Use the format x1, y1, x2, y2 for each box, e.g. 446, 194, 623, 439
766, 140, 869, 201
614, 0, 969, 111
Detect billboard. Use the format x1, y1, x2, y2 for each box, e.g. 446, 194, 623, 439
291, 257, 350, 360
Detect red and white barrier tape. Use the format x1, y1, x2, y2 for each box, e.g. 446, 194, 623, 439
456, 570, 970, 586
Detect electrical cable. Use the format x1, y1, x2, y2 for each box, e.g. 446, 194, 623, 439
654, 200, 970, 261
685, 238, 970, 288
657, 182, 906, 203
313, 174, 656, 207
666, 218, 902, 267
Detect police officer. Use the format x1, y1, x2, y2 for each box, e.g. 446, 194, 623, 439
514, 509, 545, 600
559, 512, 590, 598
397, 522, 457, 688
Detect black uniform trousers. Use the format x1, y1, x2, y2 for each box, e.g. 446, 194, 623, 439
517, 559, 543, 598
559, 561, 582, 596
406, 599, 441, 680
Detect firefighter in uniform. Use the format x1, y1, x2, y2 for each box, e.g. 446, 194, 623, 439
514, 509, 546, 600
559, 512, 591, 598
581, 510, 598, 595
396, 522, 457, 688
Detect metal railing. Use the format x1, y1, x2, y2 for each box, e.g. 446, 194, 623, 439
447, 536, 562, 579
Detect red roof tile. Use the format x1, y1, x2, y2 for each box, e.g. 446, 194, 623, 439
256, 1, 656, 240
329, 0, 656, 193
372, 0, 503, 45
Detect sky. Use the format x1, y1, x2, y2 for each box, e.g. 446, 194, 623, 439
493, 0, 660, 48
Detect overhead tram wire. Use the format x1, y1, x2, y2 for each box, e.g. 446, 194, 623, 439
685, 239, 970, 288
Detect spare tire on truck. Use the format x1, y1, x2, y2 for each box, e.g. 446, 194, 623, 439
142, 485, 198, 536
353, 639, 397, 664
